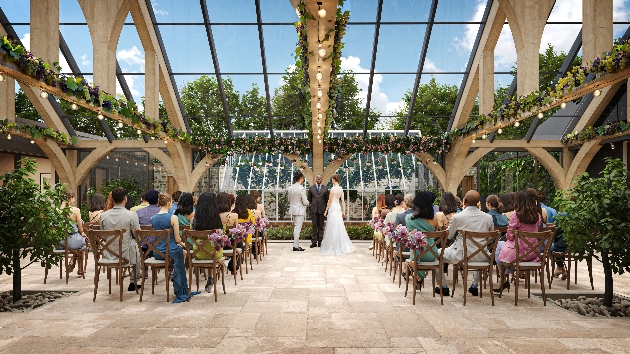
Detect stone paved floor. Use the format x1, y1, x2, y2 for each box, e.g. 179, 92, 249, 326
1, 241, 630, 353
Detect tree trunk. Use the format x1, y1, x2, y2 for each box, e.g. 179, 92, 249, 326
12, 248, 21, 303
602, 252, 614, 307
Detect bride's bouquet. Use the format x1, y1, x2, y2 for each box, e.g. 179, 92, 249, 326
208, 229, 231, 249
404, 230, 428, 252
229, 221, 255, 244
255, 217, 270, 231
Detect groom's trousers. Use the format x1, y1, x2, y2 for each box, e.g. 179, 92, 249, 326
293, 215, 305, 248
311, 213, 324, 244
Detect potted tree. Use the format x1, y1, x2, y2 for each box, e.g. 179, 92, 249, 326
0, 158, 73, 302
555, 157, 630, 307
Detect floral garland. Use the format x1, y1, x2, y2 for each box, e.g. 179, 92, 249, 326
561, 121, 630, 145
325, 2, 350, 138
458, 38, 630, 139
294, 1, 315, 139
324, 134, 450, 160
0, 36, 189, 140
0, 119, 75, 145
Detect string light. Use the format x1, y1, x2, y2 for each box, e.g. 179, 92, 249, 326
97, 113, 104, 120
0, 74, 5, 82
135, 162, 138, 165
316, 68, 323, 80
482, 134, 487, 139
611, 143, 615, 150
472, 139, 476, 144
117, 122, 123, 128
317, 2, 326, 18
560, 102, 567, 109
40, 91, 48, 98
317, 121, 321, 127
594, 89, 601, 97
30, 139, 35, 144
514, 121, 520, 127
537, 112, 544, 119
318, 113, 323, 119
106, 156, 109, 159
316, 101, 321, 109
317, 87, 323, 97
115, 158, 119, 162
318, 128, 321, 134
164, 139, 168, 144
71, 103, 78, 110
126, 160, 129, 164
6, 134, 11, 139
136, 129, 141, 134
318, 48, 326, 57
497, 128, 503, 134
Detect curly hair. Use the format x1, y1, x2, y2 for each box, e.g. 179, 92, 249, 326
515, 190, 539, 225
498, 193, 515, 213
171, 190, 182, 203
410, 191, 435, 220
438, 192, 458, 215
174, 192, 194, 216
157, 193, 171, 207
217, 192, 232, 213
89, 193, 105, 212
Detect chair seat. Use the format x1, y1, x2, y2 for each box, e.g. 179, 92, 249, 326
192, 258, 225, 264
467, 261, 491, 267
223, 248, 242, 254
98, 259, 130, 266
518, 261, 542, 267
416, 260, 440, 266
144, 257, 167, 265
402, 252, 410, 257
53, 249, 65, 254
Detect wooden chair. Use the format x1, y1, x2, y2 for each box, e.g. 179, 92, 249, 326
86, 228, 138, 302
392, 245, 410, 288
498, 230, 553, 306
452, 230, 500, 306
493, 226, 508, 283
223, 235, 244, 285
44, 233, 85, 284
263, 228, 268, 255
549, 251, 594, 290
404, 230, 448, 305
184, 229, 226, 302
134, 230, 171, 302
386, 237, 395, 276
252, 229, 264, 264
140, 225, 154, 231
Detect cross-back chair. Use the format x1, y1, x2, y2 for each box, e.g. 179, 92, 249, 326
184, 229, 226, 302
404, 230, 448, 305
134, 230, 171, 302
453, 230, 500, 306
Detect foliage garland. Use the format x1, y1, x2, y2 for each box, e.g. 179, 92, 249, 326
0, 119, 75, 145
324, 134, 451, 160
561, 121, 630, 145
293, 1, 315, 139
325, 2, 350, 138
458, 38, 630, 139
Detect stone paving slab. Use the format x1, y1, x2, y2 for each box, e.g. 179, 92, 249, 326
1, 241, 630, 353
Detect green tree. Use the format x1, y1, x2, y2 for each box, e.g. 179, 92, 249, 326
0, 158, 73, 302
271, 70, 308, 130
331, 71, 380, 130
180, 75, 240, 135
235, 84, 268, 130
15, 88, 40, 121
555, 158, 630, 307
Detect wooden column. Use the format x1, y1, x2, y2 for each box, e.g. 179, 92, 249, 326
582, 0, 613, 67
0, 77, 15, 121
30, 0, 59, 64
144, 50, 160, 120
479, 49, 495, 114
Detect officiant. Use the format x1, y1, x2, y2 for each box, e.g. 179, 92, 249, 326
308, 174, 329, 248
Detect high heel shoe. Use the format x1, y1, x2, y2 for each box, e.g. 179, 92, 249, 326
493, 281, 510, 293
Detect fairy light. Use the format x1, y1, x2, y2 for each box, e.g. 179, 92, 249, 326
537, 112, 544, 119
6, 134, 11, 139
97, 113, 104, 120
316, 67, 323, 80
0, 74, 4, 82
611, 143, 615, 150
117, 122, 123, 128
514, 121, 520, 127
40, 91, 48, 98
482, 134, 487, 139
317, 87, 323, 97
318, 48, 326, 57
497, 128, 503, 134
71, 103, 78, 110
594, 89, 601, 97
106, 156, 109, 159
560, 102, 567, 109
316, 101, 322, 109
136, 129, 142, 135
318, 113, 323, 119
472, 139, 476, 144
30, 139, 35, 144
115, 158, 119, 162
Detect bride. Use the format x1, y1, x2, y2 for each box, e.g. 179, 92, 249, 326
320, 174, 356, 255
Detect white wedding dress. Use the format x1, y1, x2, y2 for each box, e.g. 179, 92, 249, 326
320, 185, 356, 256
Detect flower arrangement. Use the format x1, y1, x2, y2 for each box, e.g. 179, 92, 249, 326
229, 221, 255, 244
380, 221, 396, 240
255, 217, 270, 231
208, 229, 231, 249
561, 121, 630, 145
325, 134, 451, 160
369, 216, 385, 233
391, 225, 408, 244
0, 119, 75, 145
403, 230, 428, 252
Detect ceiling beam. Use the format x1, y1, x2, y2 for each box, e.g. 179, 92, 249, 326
404, 0, 438, 136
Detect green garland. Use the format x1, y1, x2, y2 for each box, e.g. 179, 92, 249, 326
0, 119, 75, 145
293, 1, 315, 140
325, 2, 350, 138
561, 121, 630, 145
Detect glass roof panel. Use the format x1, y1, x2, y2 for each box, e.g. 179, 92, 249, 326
493, 73, 514, 91
59, 24, 93, 73
341, 0, 378, 23
206, 0, 257, 23
341, 24, 375, 66
119, 74, 145, 106
262, 25, 297, 74
494, 24, 516, 72
419, 73, 464, 87
380, 0, 431, 22
59, 0, 87, 23
614, 24, 630, 40
374, 25, 426, 72
212, 25, 263, 73
158, 25, 214, 73
117, 22, 145, 75
8, 25, 29, 46
150, 0, 204, 23
548, 0, 581, 22
260, 0, 298, 23
541, 24, 581, 54
2, 0, 30, 23
435, 0, 487, 22
425, 24, 472, 73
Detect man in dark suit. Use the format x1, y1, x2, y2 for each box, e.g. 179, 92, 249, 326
308, 174, 329, 248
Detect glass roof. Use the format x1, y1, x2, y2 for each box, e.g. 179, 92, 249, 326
2, 0, 630, 137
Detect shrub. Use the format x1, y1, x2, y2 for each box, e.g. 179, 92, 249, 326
266, 224, 372, 240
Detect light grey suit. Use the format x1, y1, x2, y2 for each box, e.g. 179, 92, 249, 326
99, 205, 142, 273
288, 182, 309, 248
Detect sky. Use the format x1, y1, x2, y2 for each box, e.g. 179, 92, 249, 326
2, 0, 630, 119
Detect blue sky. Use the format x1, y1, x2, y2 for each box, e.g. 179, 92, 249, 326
2, 0, 630, 118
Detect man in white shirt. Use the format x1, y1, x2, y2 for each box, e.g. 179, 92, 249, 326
288, 172, 309, 251
436, 190, 494, 297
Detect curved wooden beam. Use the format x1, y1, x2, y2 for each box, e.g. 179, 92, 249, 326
142, 147, 178, 187
75, 145, 116, 186
284, 153, 313, 185
190, 154, 222, 191
564, 139, 603, 187
35, 139, 76, 189
322, 154, 352, 185
414, 152, 447, 191
525, 147, 566, 190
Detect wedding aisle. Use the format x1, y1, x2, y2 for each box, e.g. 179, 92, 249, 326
0, 242, 628, 353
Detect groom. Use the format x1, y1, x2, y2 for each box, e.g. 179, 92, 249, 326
288, 172, 309, 251
308, 174, 328, 248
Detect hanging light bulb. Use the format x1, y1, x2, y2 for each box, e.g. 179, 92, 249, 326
40, 91, 48, 98
106, 155, 109, 159
115, 158, 119, 162
472, 139, 476, 144
317, 87, 323, 97
136, 129, 141, 134
118, 122, 123, 128
560, 102, 567, 109
482, 134, 487, 139
316, 101, 322, 109
514, 121, 520, 127
71, 103, 78, 110
135, 162, 138, 165
6, 134, 11, 139
316, 68, 323, 80
164, 139, 168, 144
594, 89, 601, 97
317, 134, 321, 139
317, 5, 326, 18
318, 48, 326, 57
318, 139, 322, 143
497, 128, 503, 134
318, 113, 323, 119
126, 160, 129, 164
317, 121, 321, 127
0, 74, 5, 82
97, 113, 104, 120
611, 143, 615, 150
30, 139, 35, 144
537, 112, 544, 119
318, 128, 322, 134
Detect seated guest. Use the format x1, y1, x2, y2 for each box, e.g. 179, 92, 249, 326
228, 194, 236, 212
426, 191, 439, 215
191, 192, 224, 292
218, 192, 238, 228
486, 194, 508, 227
169, 190, 182, 214
99, 187, 142, 291
247, 194, 262, 220
104, 191, 115, 211
251, 191, 266, 218
527, 188, 547, 226
193, 195, 199, 210
174, 192, 195, 234
234, 194, 255, 243
88, 193, 106, 223
435, 192, 458, 230
60, 190, 87, 275
130, 194, 149, 212
454, 196, 462, 213
406, 191, 439, 286
136, 190, 160, 225
494, 190, 542, 293
499, 193, 516, 220
384, 194, 405, 244
152, 193, 195, 302
435, 190, 494, 297
539, 192, 557, 224
372, 194, 387, 218
394, 194, 415, 226
551, 222, 568, 279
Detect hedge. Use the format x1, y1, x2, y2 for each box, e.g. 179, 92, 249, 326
266, 225, 373, 240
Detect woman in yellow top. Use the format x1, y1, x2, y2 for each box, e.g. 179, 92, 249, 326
234, 194, 255, 243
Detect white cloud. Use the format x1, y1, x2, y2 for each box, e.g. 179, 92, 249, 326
422, 59, 443, 73
339, 56, 401, 115
81, 54, 90, 66
58, 51, 73, 73
117, 46, 145, 70
20, 33, 30, 51
151, 0, 169, 16
454, 0, 485, 51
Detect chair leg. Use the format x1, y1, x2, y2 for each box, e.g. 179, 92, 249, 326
412, 265, 418, 306
166, 266, 170, 303
462, 268, 468, 306
540, 266, 547, 306
566, 254, 572, 290
213, 266, 218, 302
438, 264, 444, 305
527, 270, 531, 298
93, 262, 100, 302
119, 268, 124, 302
451, 266, 457, 298
44, 261, 49, 284
139, 264, 146, 302
514, 267, 519, 306
398, 256, 403, 288
488, 267, 495, 306
404, 263, 410, 298
108, 268, 112, 294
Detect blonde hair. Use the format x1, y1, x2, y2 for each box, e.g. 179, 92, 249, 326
158, 193, 171, 207
332, 174, 341, 183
